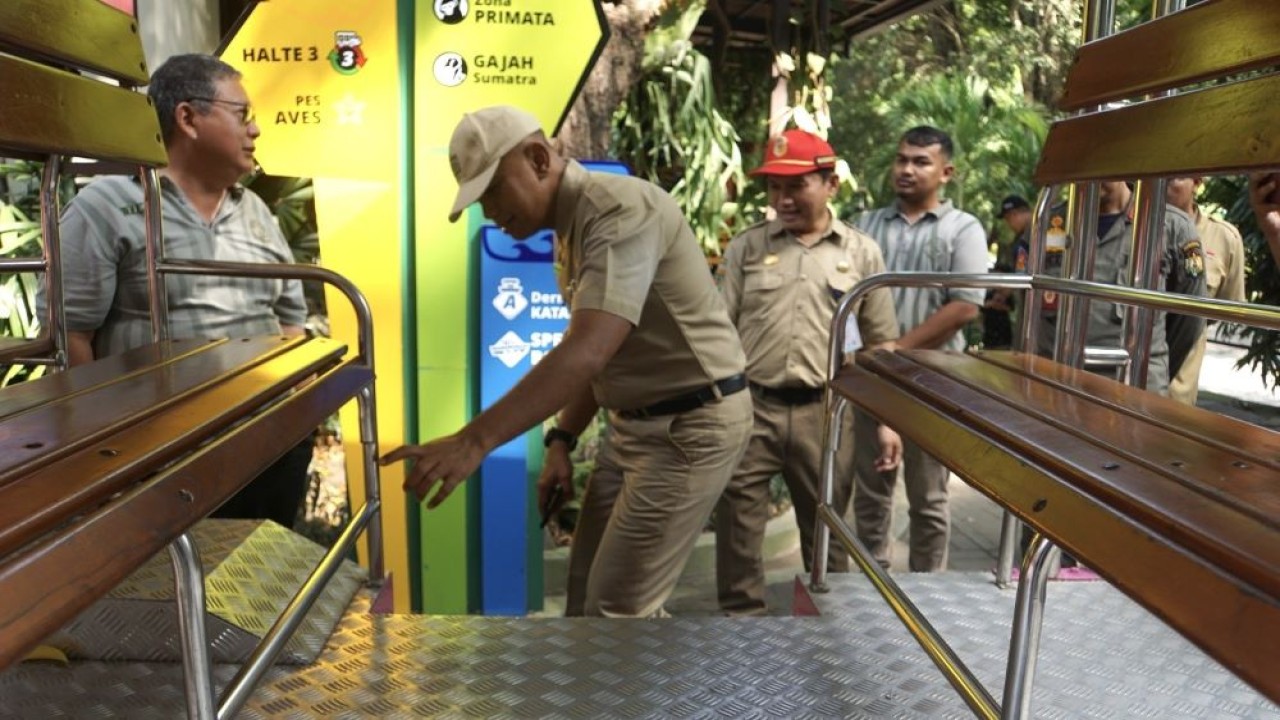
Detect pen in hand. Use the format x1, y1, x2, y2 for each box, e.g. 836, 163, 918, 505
540, 483, 564, 529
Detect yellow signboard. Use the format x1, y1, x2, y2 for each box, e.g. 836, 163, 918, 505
223, 0, 412, 612
415, 0, 607, 137
222, 2, 400, 180
412, 1, 607, 612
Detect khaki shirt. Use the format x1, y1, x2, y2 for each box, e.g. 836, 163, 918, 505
552, 161, 746, 409
718, 217, 898, 388
1193, 205, 1246, 302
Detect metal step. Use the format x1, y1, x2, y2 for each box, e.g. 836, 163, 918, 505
44, 518, 365, 665
2, 572, 1277, 718
802, 571, 1280, 719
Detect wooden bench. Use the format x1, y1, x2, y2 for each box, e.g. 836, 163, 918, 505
0, 2, 382, 717
814, 0, 1280, 716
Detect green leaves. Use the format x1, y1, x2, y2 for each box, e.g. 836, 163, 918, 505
613, 34, 746, 256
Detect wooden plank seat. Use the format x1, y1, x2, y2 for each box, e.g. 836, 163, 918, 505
0, 2, 384, 716
833, 348, 1280, 703
0, 336, 54, 366
0, 334, 373, 671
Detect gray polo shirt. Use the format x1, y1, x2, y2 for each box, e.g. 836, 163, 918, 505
855, 200, 988, 351
44, 175, 306, 358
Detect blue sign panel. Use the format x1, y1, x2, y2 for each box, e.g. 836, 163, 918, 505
476, 160, 628, 615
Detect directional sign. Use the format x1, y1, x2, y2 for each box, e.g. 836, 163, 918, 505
415, 0, 608, 138
220, 0, 401, 179
413, 1, 609, 614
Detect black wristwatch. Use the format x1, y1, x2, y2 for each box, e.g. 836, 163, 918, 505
543, 427, 578, 452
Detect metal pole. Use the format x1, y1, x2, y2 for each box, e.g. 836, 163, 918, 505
809, 393, 847, 593
168, 533, 215, 720
994, 510, 1019, 588
820, 506, 1000, 720
1122, 0, 1181, 390
1057, 182, 1100, 367
217, 500, 380, 720
1001, 534, 1060, 719
140, 168, 169, 342
39, 156, 68, 369
1055, 0, 1116, 367
1020, 186, 1058, 356
358, 384, 385, 582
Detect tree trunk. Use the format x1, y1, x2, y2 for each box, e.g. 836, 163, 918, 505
556, 1, 663, 159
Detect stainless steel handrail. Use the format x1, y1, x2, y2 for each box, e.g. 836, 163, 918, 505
817, 269, 1280, 720
145, 259, 385, 718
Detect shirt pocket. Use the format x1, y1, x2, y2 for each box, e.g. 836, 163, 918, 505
826, 270, 856, 304
743, 265, 783, 292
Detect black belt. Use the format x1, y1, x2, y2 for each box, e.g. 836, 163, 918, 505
749, 382, 824, 406
618, 374, 747, 420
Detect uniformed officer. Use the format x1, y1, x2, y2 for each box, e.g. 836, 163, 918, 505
1165, 177, 1246, 405
383, 105, 753, 618
1036, 181, 1206, 395
714, 129, 901, 616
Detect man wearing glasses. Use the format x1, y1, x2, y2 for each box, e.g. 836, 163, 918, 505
44, 54, 312, 528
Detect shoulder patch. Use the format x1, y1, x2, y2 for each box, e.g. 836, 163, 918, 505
1181, 239, 1204, 278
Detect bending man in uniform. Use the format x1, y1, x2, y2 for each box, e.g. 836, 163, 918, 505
383, 106, 753, 618
715, 130, 901, 616
1165, 177, 1245, 405
852, 126, 988, 572
46, 54, 312, 529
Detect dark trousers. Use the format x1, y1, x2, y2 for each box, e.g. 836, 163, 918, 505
212, 435, 314, 529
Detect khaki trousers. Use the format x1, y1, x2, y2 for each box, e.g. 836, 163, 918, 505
564, 390, 752, 618
714, 393, 855, 615
1169, 332, 1208, 406
852, 409, 950, 572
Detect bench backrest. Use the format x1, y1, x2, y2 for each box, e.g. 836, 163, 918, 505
1036, 0, 1280, 184
0, 0, 164, 164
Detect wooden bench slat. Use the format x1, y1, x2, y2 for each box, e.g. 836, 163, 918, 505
0, 337, 349, 557
0, 339, 210, 419
0, 0, 149, 85
976, 350, 1280, 467
903, 350, 1280, 523
853, 350, 1280, 596
1059, 0, 1280, 111
0, 360, 371, 672
0, 336, 312, 485
1034, 72, 1280, 185
0, 336, 54, 365
834, 363, 1280, 703
0, 53, 166, 165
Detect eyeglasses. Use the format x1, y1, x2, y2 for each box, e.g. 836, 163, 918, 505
186, 97, 256, 126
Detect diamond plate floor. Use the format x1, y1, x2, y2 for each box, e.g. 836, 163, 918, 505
806, 572, 1280, 720
4, 572, 1279, 718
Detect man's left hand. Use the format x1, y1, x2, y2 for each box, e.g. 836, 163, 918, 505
382, 431, 487, 508
874, 425, 902, 472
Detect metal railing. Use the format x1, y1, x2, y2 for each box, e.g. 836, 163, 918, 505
813, 270, 1280, 720
149, 259, 385, 719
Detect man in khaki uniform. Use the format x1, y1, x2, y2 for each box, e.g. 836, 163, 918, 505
715, 130, 901, 615
384, 106, 752, 618
1166, 177, 1246, 405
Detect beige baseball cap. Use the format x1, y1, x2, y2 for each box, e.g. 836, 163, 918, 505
447, 105, 543, 222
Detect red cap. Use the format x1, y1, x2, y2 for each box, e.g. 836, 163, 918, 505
749, 129, 838, 176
